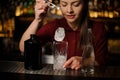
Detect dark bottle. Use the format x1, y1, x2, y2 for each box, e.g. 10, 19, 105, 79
24, 34, 42, 70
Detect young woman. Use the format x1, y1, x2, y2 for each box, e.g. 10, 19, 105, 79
19, 0, 108, 70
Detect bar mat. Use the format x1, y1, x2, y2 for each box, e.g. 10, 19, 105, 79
0, 61, 81, 76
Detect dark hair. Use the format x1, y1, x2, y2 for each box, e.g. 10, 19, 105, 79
78, 0, 90, 48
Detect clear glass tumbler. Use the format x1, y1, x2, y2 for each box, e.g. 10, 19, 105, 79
81, 44, 95, 74
53, 41, 68, 70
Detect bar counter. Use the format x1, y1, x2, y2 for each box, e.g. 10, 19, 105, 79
0, 60, 120, 80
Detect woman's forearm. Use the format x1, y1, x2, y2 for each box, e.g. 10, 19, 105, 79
19, 19, 41, 54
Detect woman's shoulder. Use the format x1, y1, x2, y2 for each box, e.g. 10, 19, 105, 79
93, 21, 104, 27
89, 20, 105, 30
89, 20, 104, 28
90, 20, 107, 36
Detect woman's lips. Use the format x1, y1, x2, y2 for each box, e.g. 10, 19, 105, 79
66, 15, 75, 19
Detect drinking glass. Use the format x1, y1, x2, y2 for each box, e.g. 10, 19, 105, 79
53, 41, 68, 70
81, 44, 95, 74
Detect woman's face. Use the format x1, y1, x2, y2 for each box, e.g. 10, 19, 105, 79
60, 0, 84, 23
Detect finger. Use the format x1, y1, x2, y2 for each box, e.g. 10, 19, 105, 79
75, 66, 81, 70
71, 62, 78, 69
63, 58, 73, 68
70, 58, 81, 70
71, 64, 81, 70
36, 0, 43, 4
71, 65, 76, 69
35, 4, 44, 10
35, 4, 47, 14
35, 0, 48, 9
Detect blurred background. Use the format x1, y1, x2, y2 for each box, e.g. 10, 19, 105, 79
0, 0, 120, 66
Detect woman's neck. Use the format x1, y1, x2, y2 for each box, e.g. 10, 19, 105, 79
67, 21, 80, 31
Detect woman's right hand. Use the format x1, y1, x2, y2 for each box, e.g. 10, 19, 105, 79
63, 56, 82, 70
34, 0, 48, 22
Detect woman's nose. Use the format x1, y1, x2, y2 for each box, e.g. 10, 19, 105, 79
67, 5, 73, 13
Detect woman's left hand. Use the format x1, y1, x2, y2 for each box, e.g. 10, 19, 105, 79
63, 56, 82, 70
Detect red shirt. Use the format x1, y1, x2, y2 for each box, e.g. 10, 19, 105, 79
36, 18, 108, 65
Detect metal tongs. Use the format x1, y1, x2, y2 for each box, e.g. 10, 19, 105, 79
44, 0, 58, 9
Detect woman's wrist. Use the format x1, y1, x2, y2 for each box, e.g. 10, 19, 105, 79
34, 17, 43, 23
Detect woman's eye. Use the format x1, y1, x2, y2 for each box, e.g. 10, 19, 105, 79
61, 4, 67, 7
73, 3, 80, 7
60, 2, 67, 7
73, 1, 83, 7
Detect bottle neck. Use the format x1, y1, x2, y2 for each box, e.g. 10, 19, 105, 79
30, 34, 37, 40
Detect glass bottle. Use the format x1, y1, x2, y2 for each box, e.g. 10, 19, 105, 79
24, 34, 42, 70
81, 28, 95, 75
